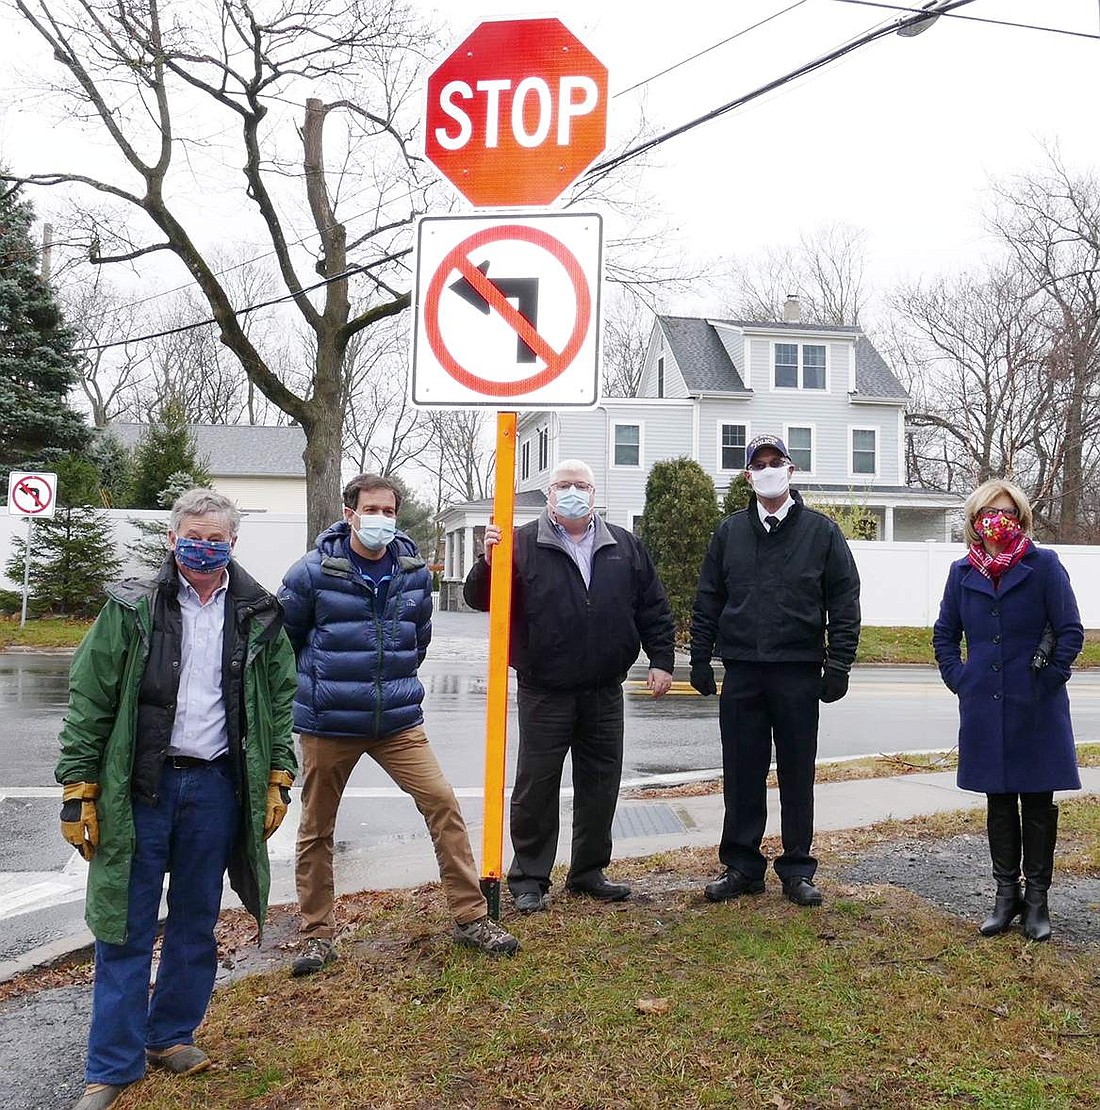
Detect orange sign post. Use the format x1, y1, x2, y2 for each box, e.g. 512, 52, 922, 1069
479, 411, 517, 917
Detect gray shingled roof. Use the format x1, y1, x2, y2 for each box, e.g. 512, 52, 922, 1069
854, 335, 909, 399
107, 423, 307, 478
657, 316, 906, 399
659, 316, 748, 392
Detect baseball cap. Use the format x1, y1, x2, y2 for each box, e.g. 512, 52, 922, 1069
745, 434, 791, 466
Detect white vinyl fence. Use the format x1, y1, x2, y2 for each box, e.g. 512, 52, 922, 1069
3, 511, 1100, 628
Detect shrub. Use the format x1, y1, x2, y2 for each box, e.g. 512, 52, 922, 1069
639, 458, 719, 636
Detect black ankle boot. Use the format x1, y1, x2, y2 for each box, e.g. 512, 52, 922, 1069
980, 882, 1024, 936
979, 795, 1023, 937
1021, 802, 1058, 942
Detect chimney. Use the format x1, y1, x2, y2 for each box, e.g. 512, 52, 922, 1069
782, 294, 801, 324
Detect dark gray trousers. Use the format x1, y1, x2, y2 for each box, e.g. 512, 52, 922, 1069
507, 681, 624, 896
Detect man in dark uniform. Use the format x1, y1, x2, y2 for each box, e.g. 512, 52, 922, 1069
690, 435, 861, 907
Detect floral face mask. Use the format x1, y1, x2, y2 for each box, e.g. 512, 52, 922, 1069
977, 510, 1022, 545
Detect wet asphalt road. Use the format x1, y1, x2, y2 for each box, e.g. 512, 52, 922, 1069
3, 610, 1100, 971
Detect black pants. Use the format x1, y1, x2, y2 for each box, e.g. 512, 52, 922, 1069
507, 681, 624, 896
718, 661, 821, 882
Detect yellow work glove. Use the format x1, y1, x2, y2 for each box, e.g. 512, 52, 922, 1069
60, 782, 100, 861
263, 770, 295, 840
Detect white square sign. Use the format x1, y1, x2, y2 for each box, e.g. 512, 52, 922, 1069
410, 212, 603, 408
7, 471, 58, 518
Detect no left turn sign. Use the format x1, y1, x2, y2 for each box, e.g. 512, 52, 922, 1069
7, 471, 58, 519
410, 212, 602, 408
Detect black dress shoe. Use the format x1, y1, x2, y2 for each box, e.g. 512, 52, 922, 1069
564, 874, 631, 902
513, 891, 549, 914
704, 869, 765, 902
782, 877, 824, 906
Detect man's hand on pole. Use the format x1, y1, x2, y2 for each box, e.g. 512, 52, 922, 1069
646, 668, 674, 698
483, 523, 502, 566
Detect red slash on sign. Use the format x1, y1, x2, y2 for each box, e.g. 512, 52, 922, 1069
424, 224, 591, 398
11, 475, 55, 516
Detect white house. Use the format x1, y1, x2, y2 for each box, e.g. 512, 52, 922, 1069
109, 422, 307, 514
437, 305, 960, 608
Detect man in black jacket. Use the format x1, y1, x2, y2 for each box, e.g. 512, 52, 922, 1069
464, 459, 675, 913
690, 435, 861, 907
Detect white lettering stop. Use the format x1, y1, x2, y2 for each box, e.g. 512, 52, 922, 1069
434, 75, 600, 151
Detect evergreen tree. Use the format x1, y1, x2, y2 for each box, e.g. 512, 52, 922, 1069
127, 401, 211, 508
391, 476, 437, 560
722, 473, 752, 516
6, 507, 122, 617
0, 180, 90, 486
130, 471, 206, 572
639, 458, 719, 636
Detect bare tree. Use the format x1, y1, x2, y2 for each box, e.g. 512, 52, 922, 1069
5, 0, 436, 541
423, 409, 493, 505
601, 287, 653, 398
894, 267, 1056, 512
725, 222, 868, 326
56, 277, 152, 427
990, 152, 1100, 542
342, 320, 428, 475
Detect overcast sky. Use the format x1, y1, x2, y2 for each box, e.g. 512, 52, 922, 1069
1, 0, 1097, 322
417, 0, 1100, 316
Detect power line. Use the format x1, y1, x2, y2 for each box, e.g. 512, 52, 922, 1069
72, 248, 411, 353
614, 0, 810, 97
827, 0, 1100, 42
587, 1, 954, 178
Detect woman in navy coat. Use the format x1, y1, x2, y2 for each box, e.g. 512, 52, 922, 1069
933, 479, 1083, 942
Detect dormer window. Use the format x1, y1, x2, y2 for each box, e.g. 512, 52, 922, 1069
774, 342, 826, 390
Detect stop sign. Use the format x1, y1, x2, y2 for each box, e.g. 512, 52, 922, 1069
424, 19, 609, 208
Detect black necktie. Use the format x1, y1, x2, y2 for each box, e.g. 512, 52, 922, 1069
765, 515, 779, 533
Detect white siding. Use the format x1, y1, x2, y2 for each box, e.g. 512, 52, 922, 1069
212, 476, 305, 515
638, 323, 689, 399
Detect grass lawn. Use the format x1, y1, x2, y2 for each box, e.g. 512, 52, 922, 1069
113, 800, 1100, 1110
5, 619, 1100, 668
0, 615, 92, 651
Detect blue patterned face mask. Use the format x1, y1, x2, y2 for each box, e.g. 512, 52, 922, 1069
175, 537, 232, 572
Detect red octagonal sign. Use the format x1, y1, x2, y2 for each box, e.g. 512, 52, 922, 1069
425, 18, 609, 209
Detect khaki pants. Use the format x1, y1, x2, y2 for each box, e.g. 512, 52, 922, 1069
295, 726, 487, 938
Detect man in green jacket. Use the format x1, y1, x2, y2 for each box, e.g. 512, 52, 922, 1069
57, 489, 298, 1110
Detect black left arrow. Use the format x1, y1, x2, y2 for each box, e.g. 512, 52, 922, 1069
450, 261, 541, 364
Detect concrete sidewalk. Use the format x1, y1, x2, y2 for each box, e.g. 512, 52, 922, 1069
4, 765, 1098, 983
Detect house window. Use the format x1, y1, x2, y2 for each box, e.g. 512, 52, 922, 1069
520, 440, 530, 480
613, 423, 641, 467
537, 427, 549, 471
657, 356, 665, 398
631, 514, 645, 537
787, 426, 813, 472
720, 423, 747, 471
803, 345, 826, 389
774, 343, 826, 390
852, 428, 877, 476
775, 343, 799, 388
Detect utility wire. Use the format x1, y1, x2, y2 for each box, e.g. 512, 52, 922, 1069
614, 0, 810, 97
72, 248, 412, 353
828, 0, 1100, 42
587, 1, 960, 177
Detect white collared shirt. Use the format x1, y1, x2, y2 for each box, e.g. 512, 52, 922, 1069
552, 516, 597, 587
757, 495, 795, 529
169, 572, 230, 760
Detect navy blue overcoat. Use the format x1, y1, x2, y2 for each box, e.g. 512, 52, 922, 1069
932, 545, 1083, 794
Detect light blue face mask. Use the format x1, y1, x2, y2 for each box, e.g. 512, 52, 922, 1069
554, 486, 592, 520
355, 513, 396, 550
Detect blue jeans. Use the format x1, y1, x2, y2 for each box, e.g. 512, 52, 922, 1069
86, 759, 239, 1085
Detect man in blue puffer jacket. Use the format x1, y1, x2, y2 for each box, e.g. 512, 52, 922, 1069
279, 474, 518, 974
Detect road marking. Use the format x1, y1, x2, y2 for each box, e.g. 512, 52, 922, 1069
0, 872, 85, 920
